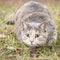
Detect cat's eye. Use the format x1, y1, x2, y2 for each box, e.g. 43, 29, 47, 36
26, 34, 30, 37
35, 34, 39, 38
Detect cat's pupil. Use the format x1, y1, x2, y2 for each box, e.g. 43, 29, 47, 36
35, 34, 39, 38
27, 34, 30, 37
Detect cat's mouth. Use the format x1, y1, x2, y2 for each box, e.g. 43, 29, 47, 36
23, 41, 37, 47
24, 42, 43, 47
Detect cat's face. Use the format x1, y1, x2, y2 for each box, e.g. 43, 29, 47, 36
21, 22, 48, 47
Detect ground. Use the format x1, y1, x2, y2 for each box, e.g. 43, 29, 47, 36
0, 2, 60, 60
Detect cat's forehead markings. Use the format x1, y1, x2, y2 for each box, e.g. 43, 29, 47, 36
30, 29, 36, 33
30, 29, 36, 37
30, 29, 39, 36
27, 29, 35, 34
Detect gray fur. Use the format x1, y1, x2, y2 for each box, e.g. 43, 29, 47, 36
14, 1, 57, 47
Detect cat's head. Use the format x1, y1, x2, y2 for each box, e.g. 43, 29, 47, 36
21, 21, 48, 47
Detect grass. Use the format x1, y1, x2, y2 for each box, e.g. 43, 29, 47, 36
0, 2, 60, 60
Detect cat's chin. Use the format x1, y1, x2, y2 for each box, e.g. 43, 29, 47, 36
23, 43, 41, 47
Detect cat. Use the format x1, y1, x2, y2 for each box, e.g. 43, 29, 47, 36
7, 1, 57, 47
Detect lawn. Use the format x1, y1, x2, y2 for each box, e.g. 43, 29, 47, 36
0, 2, 60, 60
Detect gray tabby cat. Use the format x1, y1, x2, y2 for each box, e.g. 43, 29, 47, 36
8, 1, 57, 47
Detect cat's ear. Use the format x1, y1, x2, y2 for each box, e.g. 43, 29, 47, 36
21, 22, 31, 31
39, 21, 47, 32
25, 23, 32, 29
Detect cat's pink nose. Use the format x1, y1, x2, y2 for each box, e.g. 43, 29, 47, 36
30, 40, 33, 45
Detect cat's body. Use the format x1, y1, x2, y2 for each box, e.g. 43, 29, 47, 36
9, 1, 57, 47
